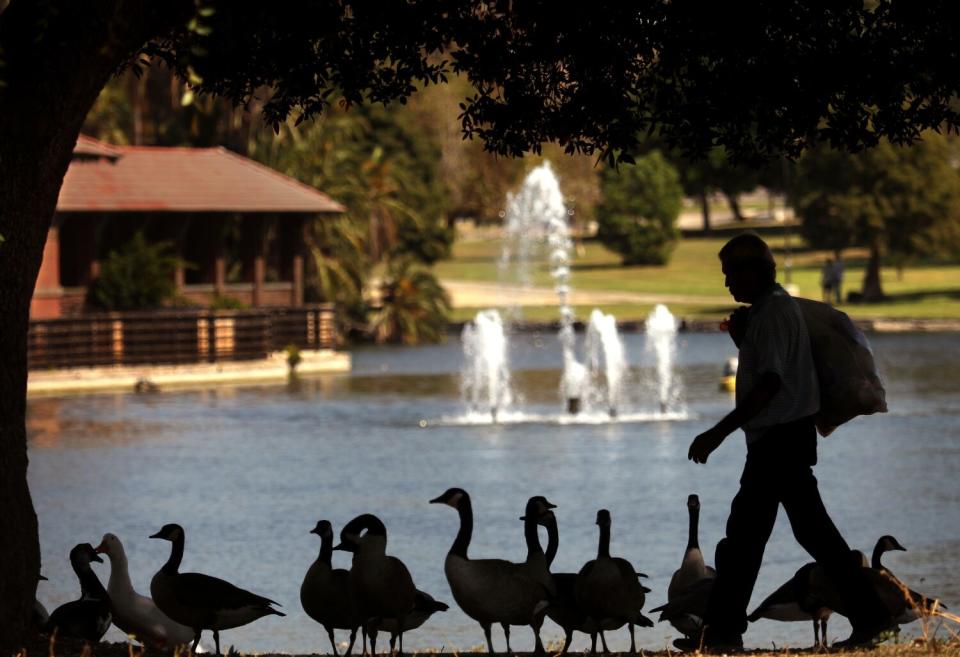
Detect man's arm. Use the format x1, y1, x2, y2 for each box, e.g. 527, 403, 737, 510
688, 371, 782, 464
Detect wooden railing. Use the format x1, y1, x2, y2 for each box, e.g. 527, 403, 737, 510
27, 305, 337, 370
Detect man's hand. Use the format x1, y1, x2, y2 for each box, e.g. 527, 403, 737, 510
688, 426, 727, 464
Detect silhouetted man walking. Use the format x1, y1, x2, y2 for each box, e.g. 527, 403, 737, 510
679, 233, 890, 651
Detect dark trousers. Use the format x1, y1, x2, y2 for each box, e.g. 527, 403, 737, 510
703, 415, 889, 639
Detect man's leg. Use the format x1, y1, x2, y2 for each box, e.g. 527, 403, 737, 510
702, 445, 781, 641
778, 423, 891, 639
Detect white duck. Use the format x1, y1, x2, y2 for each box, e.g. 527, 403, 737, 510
95, 533, 195, 648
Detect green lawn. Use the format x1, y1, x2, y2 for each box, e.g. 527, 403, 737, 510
436, 235, 960, 321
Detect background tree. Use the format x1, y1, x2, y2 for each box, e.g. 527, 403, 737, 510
595, 150, 683, 265
794, 133, 960, 301
672, 148, 762, 231
5, 1, 960, 648
370, 258, 451, 345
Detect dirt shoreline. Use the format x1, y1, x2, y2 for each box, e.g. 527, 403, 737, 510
15, 636, 960, 657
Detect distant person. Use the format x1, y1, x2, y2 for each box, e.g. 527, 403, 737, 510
820, 258, 836, 304
833, 253, 845, 304
676, 233, 892, 652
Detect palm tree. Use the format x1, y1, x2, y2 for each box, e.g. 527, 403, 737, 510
370, 258, 451, 345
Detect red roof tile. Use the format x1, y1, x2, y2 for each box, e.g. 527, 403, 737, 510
59, 136, 344, 214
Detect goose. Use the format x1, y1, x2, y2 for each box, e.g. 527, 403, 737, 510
149, 523, 284, 655
33, 574, 50, 629
747, 562, 834, 649
430, 488, 556, 655
542, 510, 644, 654
867, 535, 946, 625
652, 494, 717, 640
335, 514, 417, 656
334, 529, 448, 655
95, 532, 195, 648
44, 544, 112, 642
301, 520, 362, 656
575, 509, 653, 656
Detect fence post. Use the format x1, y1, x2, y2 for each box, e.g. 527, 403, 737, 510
207, 311, 217, 363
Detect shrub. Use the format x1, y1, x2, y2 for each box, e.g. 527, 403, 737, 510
90, 232, 182, 310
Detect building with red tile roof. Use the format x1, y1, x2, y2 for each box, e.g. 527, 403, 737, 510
33, 136, 344, 319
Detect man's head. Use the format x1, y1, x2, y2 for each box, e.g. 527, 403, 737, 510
718, 233, 776, 303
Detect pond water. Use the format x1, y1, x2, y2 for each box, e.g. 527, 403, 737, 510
28, 331, 960, 653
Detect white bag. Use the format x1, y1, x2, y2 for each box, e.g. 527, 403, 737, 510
796, 298, 887, 437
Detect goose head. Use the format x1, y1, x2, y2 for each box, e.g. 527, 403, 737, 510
335, 514, 387, 552
94, 533, 124, 560
149, 523, 184, 542
429, 487, 468, 508
69, 543, 103, 569
310, 520, 334, 540
519, 495, 557, 525
687, 494, 701, 510
596, 508, 612, 527
875, 535, 907, 554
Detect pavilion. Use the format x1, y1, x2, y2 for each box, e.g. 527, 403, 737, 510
31, 135, 344, 319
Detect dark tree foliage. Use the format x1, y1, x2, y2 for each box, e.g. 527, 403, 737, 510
90, 233, 182, 310
4, 0, 960, 649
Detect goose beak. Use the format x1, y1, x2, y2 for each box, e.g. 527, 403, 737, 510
429, 495, 444, 504
91, 552, 104, 563
309, 527, 319, 535
39, 574, 48, 581
519, 515, 527, 521
332, 542, 345, 551
149, 531, 163, 539
94, 540, 107, 554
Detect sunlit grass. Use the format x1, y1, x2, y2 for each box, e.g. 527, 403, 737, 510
436, 235, 960, 320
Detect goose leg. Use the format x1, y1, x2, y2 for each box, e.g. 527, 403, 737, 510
561, 628, 572, 654
502, 623, 512, 654
628, 622, 636, 655
813, 619, 820, 649
369, 627, 378, 657
327, 626, 340, 656
590, 632, 598, 655
398, 630, 404, 657
192, 631, 202, 656
599, 631, 610, 654
346, 627, 358, 656
821, 618, 829, 650
362, 627, 368, 656
532, 621, 546, 656
213, 630, 221, 657
481, 622, 494, 655
389, 634, 397, 654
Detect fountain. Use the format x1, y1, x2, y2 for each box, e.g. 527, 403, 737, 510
461, 309, 512, 422
454, 163, 686, 425
644, 304, 684, 414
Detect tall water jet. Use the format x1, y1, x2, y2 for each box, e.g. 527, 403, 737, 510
461, 309, 512, 421
645, 304, 683, 413
585, 309, 627, 416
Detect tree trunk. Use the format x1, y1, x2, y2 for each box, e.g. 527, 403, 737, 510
724, 190, 746, 222
699, 191, 711, 233
0, 3, 188, 650
861, 238, 886, 302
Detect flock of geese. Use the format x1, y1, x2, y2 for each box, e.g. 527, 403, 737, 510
38, 489, 945, 656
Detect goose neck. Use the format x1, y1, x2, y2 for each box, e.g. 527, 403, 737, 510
107, 547, 134, 595
78, 565, 109, 601
319, 534, 333, 566
686, 505, 700, 551
871, 542, 885, 570
524, 514, 544, 561
544, 517, 559, 567
597, 523, 611, 559
161, 533, 184, 576
450, 496, 473, 559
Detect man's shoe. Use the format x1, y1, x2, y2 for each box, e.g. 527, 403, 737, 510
673, 635, 744, 653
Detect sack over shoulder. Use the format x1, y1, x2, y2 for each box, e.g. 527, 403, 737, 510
795, 298, 887, 437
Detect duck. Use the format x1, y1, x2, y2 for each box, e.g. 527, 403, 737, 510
333, 528, 448, 655
430, 488, 556, 655
33, 574, 50, 629
95, 532, 195, 648
336, 514, 417, 656
149, 523, 284, 655
747, 561, 834, 649
574, 509, 653, 656
653, 494, 717, 640
300, 520, 362, 656
867, 535, 946, 625
44, 544, 112, 642
542, 509, 643, 654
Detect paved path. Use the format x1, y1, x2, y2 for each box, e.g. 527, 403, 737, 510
442, 280, 727, 308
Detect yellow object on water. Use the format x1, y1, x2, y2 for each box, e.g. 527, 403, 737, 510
720, 375, 736, 393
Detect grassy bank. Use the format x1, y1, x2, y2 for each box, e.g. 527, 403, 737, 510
435, 235, 960, 322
